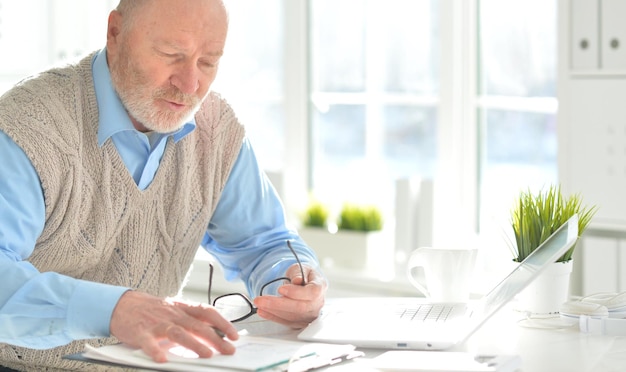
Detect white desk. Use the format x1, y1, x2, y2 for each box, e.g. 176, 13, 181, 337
461, 304, 626, 372
233, 297, 626, 372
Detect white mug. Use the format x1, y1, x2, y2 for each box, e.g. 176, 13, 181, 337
407, 247, 478, 303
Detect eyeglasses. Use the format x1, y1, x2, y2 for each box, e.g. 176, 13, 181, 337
208, 240, 306, 323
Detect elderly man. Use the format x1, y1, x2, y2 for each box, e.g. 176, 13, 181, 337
0, 0, 326, 370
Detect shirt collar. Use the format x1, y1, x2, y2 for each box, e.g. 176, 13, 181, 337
92, 48, 196, 147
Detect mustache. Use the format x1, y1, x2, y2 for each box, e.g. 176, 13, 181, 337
153, 87, 200, 107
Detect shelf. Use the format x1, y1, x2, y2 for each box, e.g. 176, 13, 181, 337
569, 70, 626, 78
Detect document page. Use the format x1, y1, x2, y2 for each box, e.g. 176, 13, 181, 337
79, 335, 359, 372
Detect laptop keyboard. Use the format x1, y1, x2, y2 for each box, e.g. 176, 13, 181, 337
396, 304, 465, 323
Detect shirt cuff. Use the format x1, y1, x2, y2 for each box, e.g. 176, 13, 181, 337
66, 280, 130, 340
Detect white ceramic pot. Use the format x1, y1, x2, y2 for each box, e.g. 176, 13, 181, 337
514, 260, 573, 315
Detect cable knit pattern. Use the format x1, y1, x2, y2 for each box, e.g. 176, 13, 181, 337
0, 53, 245, 371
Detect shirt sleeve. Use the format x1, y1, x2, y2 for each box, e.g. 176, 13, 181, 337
0, 130, 129, 349
202, 137, 322, 297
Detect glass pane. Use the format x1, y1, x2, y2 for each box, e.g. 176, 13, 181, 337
383, 105, 437, 176
310, 0, 439, 213
313, 104, 366, 159
243, 103, 285, 170
0, 1, 50, 75
310, 0, 366, 92
477, 0, 558, 244
312, 103, 437, 212
311, 0, 438, 95
478, 0, 557, 97
0, 0, 115, 93
213, 0, 284, 171
479, 109, 558, 224
374, 1, 439, 94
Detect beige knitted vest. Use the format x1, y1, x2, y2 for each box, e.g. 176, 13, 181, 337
0, 53, 245, 371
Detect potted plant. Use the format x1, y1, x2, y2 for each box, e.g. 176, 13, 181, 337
301, 199, 330, 229
508, 184, 597, 314
337, 204, 384, 232
298, 201, 387, 270
510, 185, 596, 263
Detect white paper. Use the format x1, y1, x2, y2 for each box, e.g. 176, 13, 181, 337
82, 335, 357, 372
373, 351, 522, 372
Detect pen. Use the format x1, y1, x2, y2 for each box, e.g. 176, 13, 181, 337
212, 327, 226, 338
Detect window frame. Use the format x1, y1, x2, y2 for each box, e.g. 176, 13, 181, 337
280, 0, 481, 245
0, 1, 558, 296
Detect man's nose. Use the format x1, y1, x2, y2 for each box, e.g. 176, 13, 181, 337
170, 62, 200, 95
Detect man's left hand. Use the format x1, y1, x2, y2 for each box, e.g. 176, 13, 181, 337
252, 264, 327, 329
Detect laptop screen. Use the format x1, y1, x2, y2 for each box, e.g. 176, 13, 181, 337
474, 214, 579, 325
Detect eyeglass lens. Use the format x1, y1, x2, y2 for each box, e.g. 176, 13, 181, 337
209, 240, 306, 323
212, 293, 255, 322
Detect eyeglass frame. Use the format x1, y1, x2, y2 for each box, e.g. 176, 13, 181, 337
208, 240, 307, 323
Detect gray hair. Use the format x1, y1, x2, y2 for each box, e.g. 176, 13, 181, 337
114, 0, 149, 32
114, 0, 228, 31
115, 0, 148, 14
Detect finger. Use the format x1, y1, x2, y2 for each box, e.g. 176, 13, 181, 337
173, 306, 238, 355
110, 292, 238, 361
256, 307, 310, 329
136, 300, 237, 358
285, 264, 323, 285
140, 336, 169, 363
278, 281, 325, 301
157, 322, 236, 360
169, 324, 219, 358
254, 295, 322, 327
258, 296, 320, 320
285, 264, 307, 285
136, 323, 206, 363
182, 303, 239, 341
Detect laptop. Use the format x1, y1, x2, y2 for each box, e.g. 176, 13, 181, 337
298, 214, 580, 350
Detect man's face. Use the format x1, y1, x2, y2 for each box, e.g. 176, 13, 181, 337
106, 0, 228, 133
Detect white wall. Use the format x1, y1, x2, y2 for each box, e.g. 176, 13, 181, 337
558, 0, 626, 296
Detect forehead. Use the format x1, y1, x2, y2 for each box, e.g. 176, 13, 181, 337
129, 0, 228, 49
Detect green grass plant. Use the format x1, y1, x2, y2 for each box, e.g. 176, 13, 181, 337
337, 204, 383, 232
302, 200, 330, 228
510, 185, 597, 262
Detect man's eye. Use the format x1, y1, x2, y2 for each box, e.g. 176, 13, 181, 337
158, 50, 180, 60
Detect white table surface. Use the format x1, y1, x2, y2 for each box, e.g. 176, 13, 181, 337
232, 297, 626, 372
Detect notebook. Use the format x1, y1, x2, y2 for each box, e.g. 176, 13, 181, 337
298, 214, 580, 350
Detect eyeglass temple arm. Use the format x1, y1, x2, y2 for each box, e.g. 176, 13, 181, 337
287, 240, 306, 286
208, 263, 214, 303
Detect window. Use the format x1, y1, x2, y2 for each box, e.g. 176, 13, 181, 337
309, 0, 439, 216
0, 0, 50, 92
212, 0, 285, 172
307, 0, 558, 252
0, 1, 560, 289
0, 0, 115, 93
477, 0, 558, 230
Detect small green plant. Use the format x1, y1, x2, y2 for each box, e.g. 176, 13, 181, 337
337, 204, 383, 232
510, 185, 597, 263
302, 200, 330, 228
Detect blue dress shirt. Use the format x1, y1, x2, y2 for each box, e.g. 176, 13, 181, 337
0, 49, 317, 349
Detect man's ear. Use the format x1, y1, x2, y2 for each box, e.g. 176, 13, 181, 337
106, 10, 122, 49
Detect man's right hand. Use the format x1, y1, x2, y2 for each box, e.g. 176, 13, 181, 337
110, 290, 239, 362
